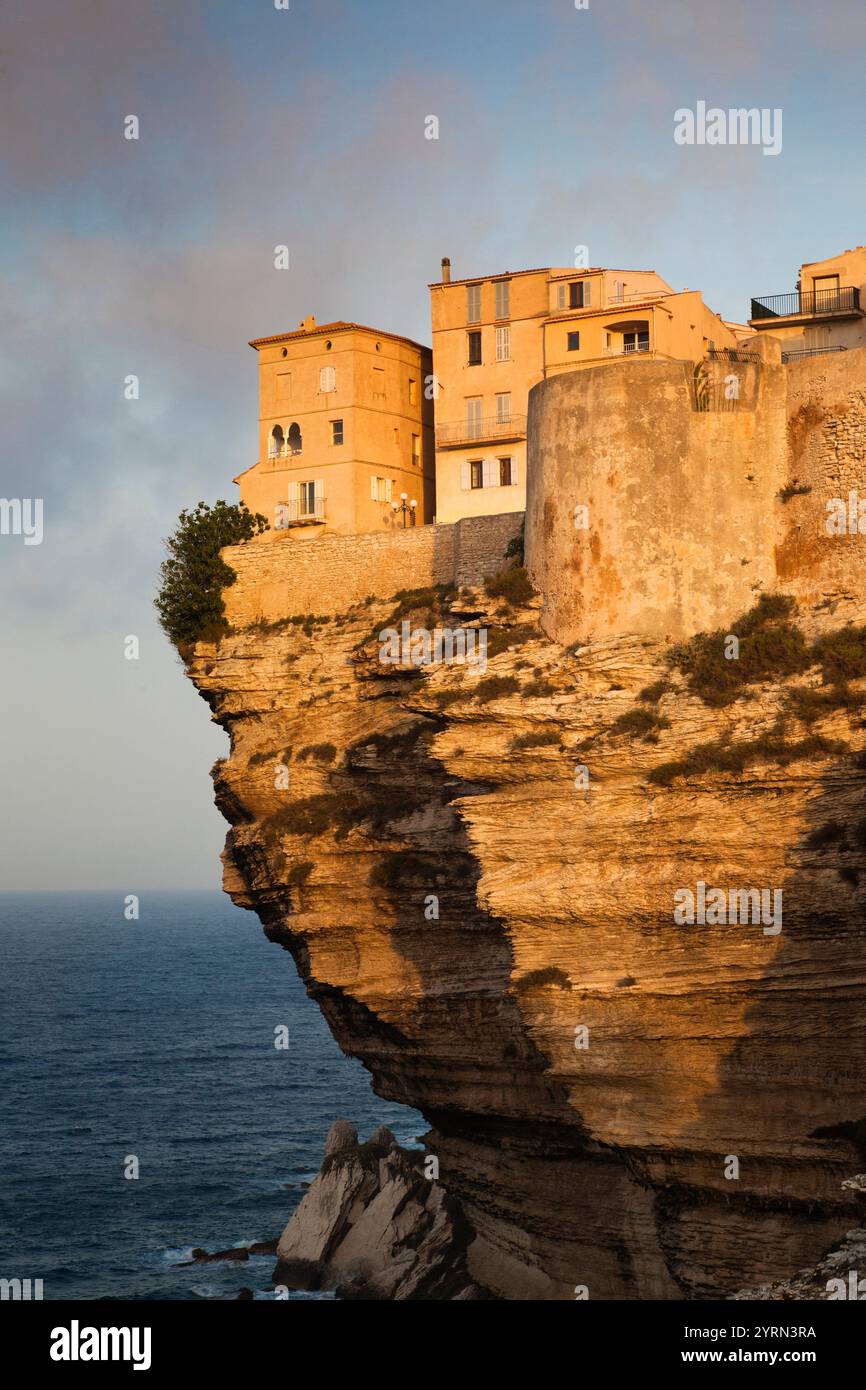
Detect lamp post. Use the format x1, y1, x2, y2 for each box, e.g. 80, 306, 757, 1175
392, 492, 417, 528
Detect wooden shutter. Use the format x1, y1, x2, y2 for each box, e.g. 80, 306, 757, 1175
511, 458, 519, 486
460, 462, 471, 490
557, 284, 566, 310
483, 458, 496, 488
583, 279, 591, 306
370, 474, 378, 501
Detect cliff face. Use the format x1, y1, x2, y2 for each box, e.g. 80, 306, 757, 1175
187, 574, 866, 1300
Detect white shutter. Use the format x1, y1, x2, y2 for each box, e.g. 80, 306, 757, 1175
557, 284, 566, 310
385, 479, 393, 502
315, 478, 324, 500
370, 474, 377, 500
496, 326, 510, 361
583, 279, 592, 306
460, 462, 471, 491
511, 458, 519, 486
483, 459, 496, 488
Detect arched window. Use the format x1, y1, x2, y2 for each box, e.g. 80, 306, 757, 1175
288, 422, 302, 455
269, 424, 284, 459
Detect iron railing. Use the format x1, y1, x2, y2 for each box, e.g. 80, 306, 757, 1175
435, 413, 527, 448
750, 287, 861, 320
277, 496, 325, 525
707, 346, 760, 363
781, 345, 849, 363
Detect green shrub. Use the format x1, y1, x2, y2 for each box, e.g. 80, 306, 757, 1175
811, 626, 866, 685
510, 729, 562, 751
778, 480, 813, 502
485, 623, 539, 658
155, 500, 268, 648
433, 687, 466, 709
648, 732, 846, 786
638, 680, 671, 704
522, 677, 556, 698
669, 593, 809, 706
505, 519, 525, 565
297, 743, 337, 763
804, 820, 848, 851
261, 793, 363, 841
611, 707, 671, 738
788, 683, 863, 724
474, 674, 520, 702
286, 860, 315, 886
483, 566, 534, 606
513, 967, 572, 994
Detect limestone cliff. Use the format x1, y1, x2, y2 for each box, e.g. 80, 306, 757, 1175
186, 565, 866, 1300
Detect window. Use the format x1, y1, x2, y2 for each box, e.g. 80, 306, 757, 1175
622, 329, 649, 352
412, 433, 421, 465
287, 422, 302, 455
499, 457, 515, 486
371, 475, 393, 503
269, 424, 284, 458
409, 377, 418, 405
494, 280, 510, 319
466, 398, 483, 439
276, 372, 292, 402
495, 392, 511, 424
495, 326, 510, 361
470, 460, 483, 489
468, 330, 482, 365
371, 366, 385, 398
467, 283, 481, 324
319, 365, 336, 392
299, 480, 316, 516
567, 331, 580, 352
330, 419, 343, 446
612, 279, 624, 304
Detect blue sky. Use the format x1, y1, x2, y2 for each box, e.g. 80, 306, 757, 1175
2, 0, 865, 888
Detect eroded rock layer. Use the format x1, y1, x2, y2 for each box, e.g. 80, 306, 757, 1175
187, 579, 866, 1300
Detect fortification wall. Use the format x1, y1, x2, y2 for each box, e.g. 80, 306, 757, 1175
524, 356, 789, 644
221, 511, 521, 626
777, 347, 866, 606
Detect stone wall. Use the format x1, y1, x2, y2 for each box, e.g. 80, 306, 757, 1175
525, 346, 866, 645
221, 511, 521, 626
524, 356, 788, 644
778, 347, 866, 606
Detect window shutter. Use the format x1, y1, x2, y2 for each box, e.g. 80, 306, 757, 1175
511, 458, 519, 486
385, 479, 393, 502
583, 280, 591, 306
557, 284, 566, 310
483, 458, 496, 488
315, 478, 324, 500
370, 474, 377, 501
460, 462, 471, 491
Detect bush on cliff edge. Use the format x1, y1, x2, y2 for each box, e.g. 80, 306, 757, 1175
155, 500, 268, 649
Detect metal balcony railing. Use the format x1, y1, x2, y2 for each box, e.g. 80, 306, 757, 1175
435, 413, 527, 448
750, 287, 861, 321
277, 496, 325, 525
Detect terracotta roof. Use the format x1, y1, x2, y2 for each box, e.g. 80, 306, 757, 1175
429, 266, 662, 289
249, 320, 430, 353
428, 267, 552, 289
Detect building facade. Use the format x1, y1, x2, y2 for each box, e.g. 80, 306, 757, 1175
749, 245, 866, 359
430, 260, 741, 524
236, 317, 435, 537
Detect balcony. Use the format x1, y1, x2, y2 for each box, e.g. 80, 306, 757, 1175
750, 286, 862, 325
435, 413, 527, 449
275, 496, 325, 528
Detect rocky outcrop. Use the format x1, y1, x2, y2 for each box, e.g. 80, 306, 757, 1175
186, 565, 866, 1300
273, 1120, 481, 1299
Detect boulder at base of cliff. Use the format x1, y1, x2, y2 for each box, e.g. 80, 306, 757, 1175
273, 1120, 485, 1300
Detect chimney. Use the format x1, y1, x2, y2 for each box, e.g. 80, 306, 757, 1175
441, 257, 451, 284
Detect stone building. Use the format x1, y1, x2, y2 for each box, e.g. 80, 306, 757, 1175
429, 258, 743, 524
236, 317, 434, 537
749, 244, 866, 359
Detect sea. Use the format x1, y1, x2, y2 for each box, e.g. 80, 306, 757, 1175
0, 892, 423, 1301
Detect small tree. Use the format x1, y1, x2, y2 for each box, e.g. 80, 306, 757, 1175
155, 500, 268, 649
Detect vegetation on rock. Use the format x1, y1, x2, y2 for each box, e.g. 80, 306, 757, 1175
156, 500, 268, 649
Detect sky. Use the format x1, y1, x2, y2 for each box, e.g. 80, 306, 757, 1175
2, 0, 866, 889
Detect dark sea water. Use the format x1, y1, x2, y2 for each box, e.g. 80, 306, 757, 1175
0, 892, 422, 1301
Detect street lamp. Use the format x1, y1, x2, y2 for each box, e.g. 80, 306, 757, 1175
392, 492, 417, 527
